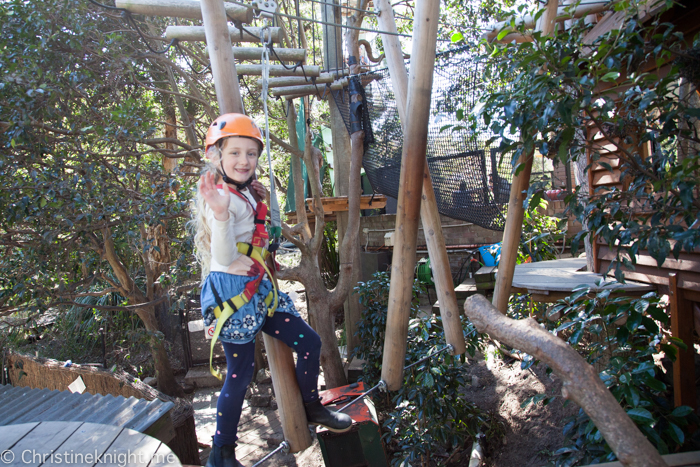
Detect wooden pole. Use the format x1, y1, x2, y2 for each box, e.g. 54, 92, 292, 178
198, 0, 310, 452
256, 71, 345, 88
262, 334, 313, 452
485, 0, 611, 41
374, 0, 465, 356
322, 0, 363, 361
205, 46, 306, 62
380, 0, 443, 391
272, 84, 331, 97
669, 273, 696, 410
165, 25, 283, 44
199, 0, 243, 114
115, 0, 253, 24
235, 64, 321, 77
491, 0, 558, 314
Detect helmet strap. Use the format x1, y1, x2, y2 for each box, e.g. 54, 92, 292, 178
218, 161, 254, 191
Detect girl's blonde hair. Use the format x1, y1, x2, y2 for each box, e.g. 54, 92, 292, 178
190, 147, 222, 282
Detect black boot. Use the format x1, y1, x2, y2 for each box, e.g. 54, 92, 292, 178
304, 399, 353, 433
206, 443, 243, 467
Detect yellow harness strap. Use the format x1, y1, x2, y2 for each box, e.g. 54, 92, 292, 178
208, 243, 279, 380
236, 242, 279, 317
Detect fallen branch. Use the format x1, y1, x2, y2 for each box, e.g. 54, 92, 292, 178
463, 294, 667, 467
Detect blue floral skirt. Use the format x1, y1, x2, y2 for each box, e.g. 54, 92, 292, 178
201, 272, 300, 344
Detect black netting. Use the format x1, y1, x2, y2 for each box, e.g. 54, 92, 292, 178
332, 47, 513, 231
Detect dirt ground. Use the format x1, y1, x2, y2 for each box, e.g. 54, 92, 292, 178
463, 349, 579, 466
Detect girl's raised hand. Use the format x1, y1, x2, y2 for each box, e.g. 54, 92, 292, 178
199, 171, 230, 221
250, 180, 270, 204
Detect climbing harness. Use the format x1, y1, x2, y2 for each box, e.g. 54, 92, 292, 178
208, 184, 280, 380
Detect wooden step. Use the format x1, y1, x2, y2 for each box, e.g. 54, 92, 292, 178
165, 25, 283, 44
257, 71, 345, 88
236, 64, 320, 77
206, 46, 306, 62
474, 266, 497, 291
115, 0, 253, 24
454, 277, 478, 299
272, 84, 332, 97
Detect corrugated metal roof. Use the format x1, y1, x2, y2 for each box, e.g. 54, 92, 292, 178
0, 384, 174, 434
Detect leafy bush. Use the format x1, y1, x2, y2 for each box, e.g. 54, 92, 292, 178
354, 272, 492, 466
541, 287, 698, 465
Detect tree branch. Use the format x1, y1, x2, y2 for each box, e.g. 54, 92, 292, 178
464, 294, 668, 467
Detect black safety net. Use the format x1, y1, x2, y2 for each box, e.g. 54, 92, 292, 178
331, 47, 513, 231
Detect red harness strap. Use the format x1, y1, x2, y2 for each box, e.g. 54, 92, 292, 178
216, 184, 271, 301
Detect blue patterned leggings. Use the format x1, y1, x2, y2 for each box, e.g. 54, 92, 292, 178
213, 312, 321, 447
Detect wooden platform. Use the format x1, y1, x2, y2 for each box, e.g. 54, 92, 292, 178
432, 277, 480, 314
0, 421, 180, 467
194, 387, 288, 466
511, 257, 655, 302
285, 194, 387, 224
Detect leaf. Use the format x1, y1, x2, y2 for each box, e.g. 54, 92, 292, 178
497, 29, 511, 41
666, 422, 684, 445
451, 31, 464, 43
670, 406, 693, 418
643, 374, 666, 392
626, 407, 654, 424
634, 300, 649, 314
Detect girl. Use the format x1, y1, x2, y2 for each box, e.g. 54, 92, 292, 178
193, 113, 352, 467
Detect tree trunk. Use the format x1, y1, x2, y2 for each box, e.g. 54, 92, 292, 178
308, 291, 346, 388
133, 304, 184, 397
163, 104, 178, 173
100, 226, 183, 398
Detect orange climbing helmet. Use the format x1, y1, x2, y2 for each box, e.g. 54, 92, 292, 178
205, 113, 264, 155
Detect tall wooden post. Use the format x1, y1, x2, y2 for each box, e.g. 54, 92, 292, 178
199, 0, 311, 453
200, 0, 244, 114
262, 335, 314, 451
380, 0, 443, 390
669, 273, 696, 410
491, 0, 558, 314
323, 0, 363, 357
374, 0, 465, 356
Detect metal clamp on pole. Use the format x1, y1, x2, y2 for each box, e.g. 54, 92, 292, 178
347, 75, 364, 134
252, 0, 277, 18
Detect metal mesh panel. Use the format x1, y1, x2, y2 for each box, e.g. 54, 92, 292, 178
332, 48, 513, 231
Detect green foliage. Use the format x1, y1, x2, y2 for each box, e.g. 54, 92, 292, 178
538, 288, 697, 465
474, 1, 700, 278
354, 272, 490, 466
0, 0, 197, 317
520, 198, 566, 264
319, 221, 340, 288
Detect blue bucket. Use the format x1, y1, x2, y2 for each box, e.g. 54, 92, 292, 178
478, 243, 501, 267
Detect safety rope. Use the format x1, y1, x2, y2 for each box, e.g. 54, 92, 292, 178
261, 20, 282, 240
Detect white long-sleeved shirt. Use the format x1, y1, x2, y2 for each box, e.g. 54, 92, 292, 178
208, 187, 264, 276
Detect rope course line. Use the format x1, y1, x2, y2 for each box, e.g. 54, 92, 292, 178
222, 0, 416, 38
86, 0, 179, 54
